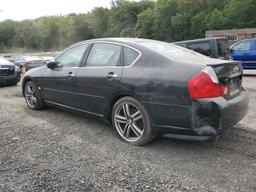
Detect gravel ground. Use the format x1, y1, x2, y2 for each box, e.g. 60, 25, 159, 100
0, 77, 256, 192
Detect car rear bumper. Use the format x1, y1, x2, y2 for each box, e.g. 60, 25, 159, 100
193, 88, 249, 132
242, 61, 256, 69
0, 72, 21, 85
159, 88, 249, 141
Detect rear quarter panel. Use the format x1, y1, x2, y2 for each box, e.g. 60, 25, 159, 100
120, 49, 204, 129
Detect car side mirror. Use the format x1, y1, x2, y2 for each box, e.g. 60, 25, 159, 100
230, 49, 234, 54
47, 61, 58, 69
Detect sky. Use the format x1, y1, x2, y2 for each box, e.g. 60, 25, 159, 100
0, 0, 112, 21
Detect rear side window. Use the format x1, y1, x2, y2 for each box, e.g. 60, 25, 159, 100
86, 43, 121, 67
232, 41, 252, 52
217, 39, 229, 58
188, 42, 211, 56
123, 46, 140, 66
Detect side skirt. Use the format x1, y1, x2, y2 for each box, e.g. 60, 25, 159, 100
45, 100, 104, 118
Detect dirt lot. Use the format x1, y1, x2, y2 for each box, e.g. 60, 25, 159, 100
0, 76, 256, 192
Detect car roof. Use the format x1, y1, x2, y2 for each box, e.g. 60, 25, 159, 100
76, 37, 171, 47
231, 38, 256, 48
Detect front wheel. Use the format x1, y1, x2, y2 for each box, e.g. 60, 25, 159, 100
24, 81, 45, 110
112, 97, 155, 146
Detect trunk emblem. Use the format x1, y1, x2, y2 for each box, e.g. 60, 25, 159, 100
233, 66, 239, 73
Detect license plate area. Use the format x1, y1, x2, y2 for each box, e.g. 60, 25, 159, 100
228, 76, 242, 97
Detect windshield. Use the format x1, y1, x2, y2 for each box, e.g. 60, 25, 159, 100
138, 40, 208, 61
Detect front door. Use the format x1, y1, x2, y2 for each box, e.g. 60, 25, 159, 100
73, 42, 123, 116
42, 44, 89, 107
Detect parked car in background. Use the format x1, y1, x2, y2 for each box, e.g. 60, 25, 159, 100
13, 56, 45, 73
230, 38, 256, 69
174, 38, 230, 60
41, 56, 55, 64
0, 56, 21, 86
22, 38, 248, 145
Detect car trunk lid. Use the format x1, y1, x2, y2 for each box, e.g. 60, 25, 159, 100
207, 61, 243, 99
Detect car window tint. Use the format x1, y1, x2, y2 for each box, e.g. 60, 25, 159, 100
233, 41, 252, 52
217, 39, 229, 58
139, 41, 209, 62
86, 43, 121, 67
123, 46, 140, 66
56, 44, 88, 68
188, 42, 211, 56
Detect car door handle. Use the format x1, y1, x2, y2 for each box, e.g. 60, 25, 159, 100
106, 72, 118, 79
67, 72, 75, 77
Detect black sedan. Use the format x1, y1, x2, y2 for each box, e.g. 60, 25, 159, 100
13, 56, 45, 73
22, 38, 249, 145
0, 56, 21, 86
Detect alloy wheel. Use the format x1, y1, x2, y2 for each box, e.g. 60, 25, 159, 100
114, 102, 144, 142
25, 84, 37, 108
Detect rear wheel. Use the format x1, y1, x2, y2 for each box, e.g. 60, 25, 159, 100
24, 81, 45, 110
112, 97, 155, 146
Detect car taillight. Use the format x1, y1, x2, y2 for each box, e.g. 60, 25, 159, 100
187, 67, 227, 98
25, 61, 32, 65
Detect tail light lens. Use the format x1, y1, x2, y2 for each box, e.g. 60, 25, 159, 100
187, 67, 227, 98
25, 61, 32, 65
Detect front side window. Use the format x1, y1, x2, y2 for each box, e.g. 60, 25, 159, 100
188, 42, 211, 56
56, 44, 88, 68
232, 41, 252, 52
86, 43, 121, 67
123, 46, 140, 66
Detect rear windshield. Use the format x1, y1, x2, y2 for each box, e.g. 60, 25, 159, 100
188, 42, 211, 56
138, 41, 208, 61
217, 39, 229, 58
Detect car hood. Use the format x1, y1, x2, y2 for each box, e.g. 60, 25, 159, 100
25, 65, 46, 77
0, 57, 14, 66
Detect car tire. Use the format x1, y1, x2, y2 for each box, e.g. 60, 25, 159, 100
24, 81, 45, 110
112, 96, 155, 146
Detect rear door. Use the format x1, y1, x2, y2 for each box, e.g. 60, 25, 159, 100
73, 42, 123, 116
42, 44, 89, 107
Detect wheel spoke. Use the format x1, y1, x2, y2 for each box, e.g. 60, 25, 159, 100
31, 96, 37, 103
115, 115, 128, 124
123, 124, 131, 138
131, 110, 142, 122
122, 103, 131, 118
131, 123, 143, 137
27, 86, 32, 94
